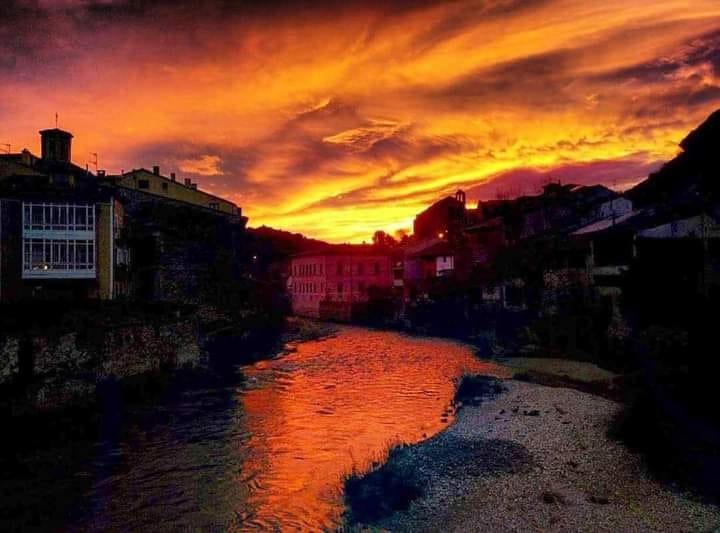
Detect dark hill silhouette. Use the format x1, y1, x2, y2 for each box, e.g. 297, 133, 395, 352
247, 225, 329, 259
628, 108, 720, 207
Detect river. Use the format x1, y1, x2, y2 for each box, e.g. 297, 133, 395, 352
16, 326, 508, 531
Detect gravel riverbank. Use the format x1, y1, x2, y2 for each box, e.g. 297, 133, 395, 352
345, 380, 720, 532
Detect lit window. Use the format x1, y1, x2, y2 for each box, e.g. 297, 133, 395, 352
22, 203, 96, 279
23, 239, 95, 276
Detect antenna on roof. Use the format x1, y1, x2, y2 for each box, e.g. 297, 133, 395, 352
90, 152, 98, 172
1, 143, 9, 154
55, 112, 59, 128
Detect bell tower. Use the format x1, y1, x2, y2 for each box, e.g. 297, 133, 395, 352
39, 128, 73, 163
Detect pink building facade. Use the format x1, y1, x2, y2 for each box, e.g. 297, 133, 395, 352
289, 250, 393, 319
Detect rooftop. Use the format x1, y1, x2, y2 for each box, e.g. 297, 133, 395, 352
292, 243, 393, 258
39, 128, 73, 138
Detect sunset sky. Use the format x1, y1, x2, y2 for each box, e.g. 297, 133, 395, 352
2, 0, 720, 242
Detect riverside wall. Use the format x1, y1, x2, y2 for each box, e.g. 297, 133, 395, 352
0, 316, 206, 413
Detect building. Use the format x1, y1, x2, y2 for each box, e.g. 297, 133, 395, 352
107, 167, 243, 221
1, 126, 247, 304
289, 246, 393, 320
1, 128, 128, 301
463, 217, 508, 268
104, 167, 247, 304
413, 190, 478, 240
569, 206, 720, 310
405, 238, 455, 277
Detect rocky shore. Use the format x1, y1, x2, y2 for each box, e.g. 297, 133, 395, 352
345, 378, 720, 532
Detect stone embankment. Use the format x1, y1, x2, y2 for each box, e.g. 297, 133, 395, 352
0, 314, 205, 413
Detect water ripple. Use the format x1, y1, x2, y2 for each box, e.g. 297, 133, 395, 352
71, 326, 505, 531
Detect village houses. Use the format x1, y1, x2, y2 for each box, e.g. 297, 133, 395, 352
0, 127, 245, 304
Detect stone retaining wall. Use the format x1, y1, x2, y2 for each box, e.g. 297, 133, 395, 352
0, 317, 206, 412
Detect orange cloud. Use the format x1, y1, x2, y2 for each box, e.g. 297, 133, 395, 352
2, 0, 720, 241
178, 155, 223, 176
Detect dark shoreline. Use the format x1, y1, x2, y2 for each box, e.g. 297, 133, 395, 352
342, 373, 720, 531
344, 376, 510, 526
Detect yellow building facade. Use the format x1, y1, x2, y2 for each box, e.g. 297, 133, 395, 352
113, 168, 240, 217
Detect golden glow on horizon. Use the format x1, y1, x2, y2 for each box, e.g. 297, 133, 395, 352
2, 0, 720, 241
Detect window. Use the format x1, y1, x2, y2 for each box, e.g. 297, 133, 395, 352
23, 203, 95, 232
138, 179, 150, 189
23, 239, 95, 275
357, 263, 364, 275
337, 282, 343, 293
162, 183, 168, 192
374, 262, 380, 275
22, 203, 96, 279
209, 202, 220, 210
337, 262, 343, 275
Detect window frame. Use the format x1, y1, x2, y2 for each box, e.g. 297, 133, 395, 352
22, 202, 96, 279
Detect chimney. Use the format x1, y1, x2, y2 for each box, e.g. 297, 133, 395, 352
184, 178, 192, 186
39, 128, 73, 162
153, 165, 160, 175
190, 183, 197, 190
170, 172, 176, 182
97, 169, 106, 178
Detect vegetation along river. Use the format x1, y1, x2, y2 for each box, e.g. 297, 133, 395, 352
15, 326, 508, 531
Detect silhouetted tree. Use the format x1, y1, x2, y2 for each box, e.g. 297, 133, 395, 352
372, 230, 397, 248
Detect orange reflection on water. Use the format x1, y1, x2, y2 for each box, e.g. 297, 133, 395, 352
233, 327, 508, 530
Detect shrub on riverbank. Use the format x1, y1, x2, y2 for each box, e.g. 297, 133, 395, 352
453, 374, 505, 406
344, 374, 512, 526
609, 298, 720, 503
344, 444, 424, 525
